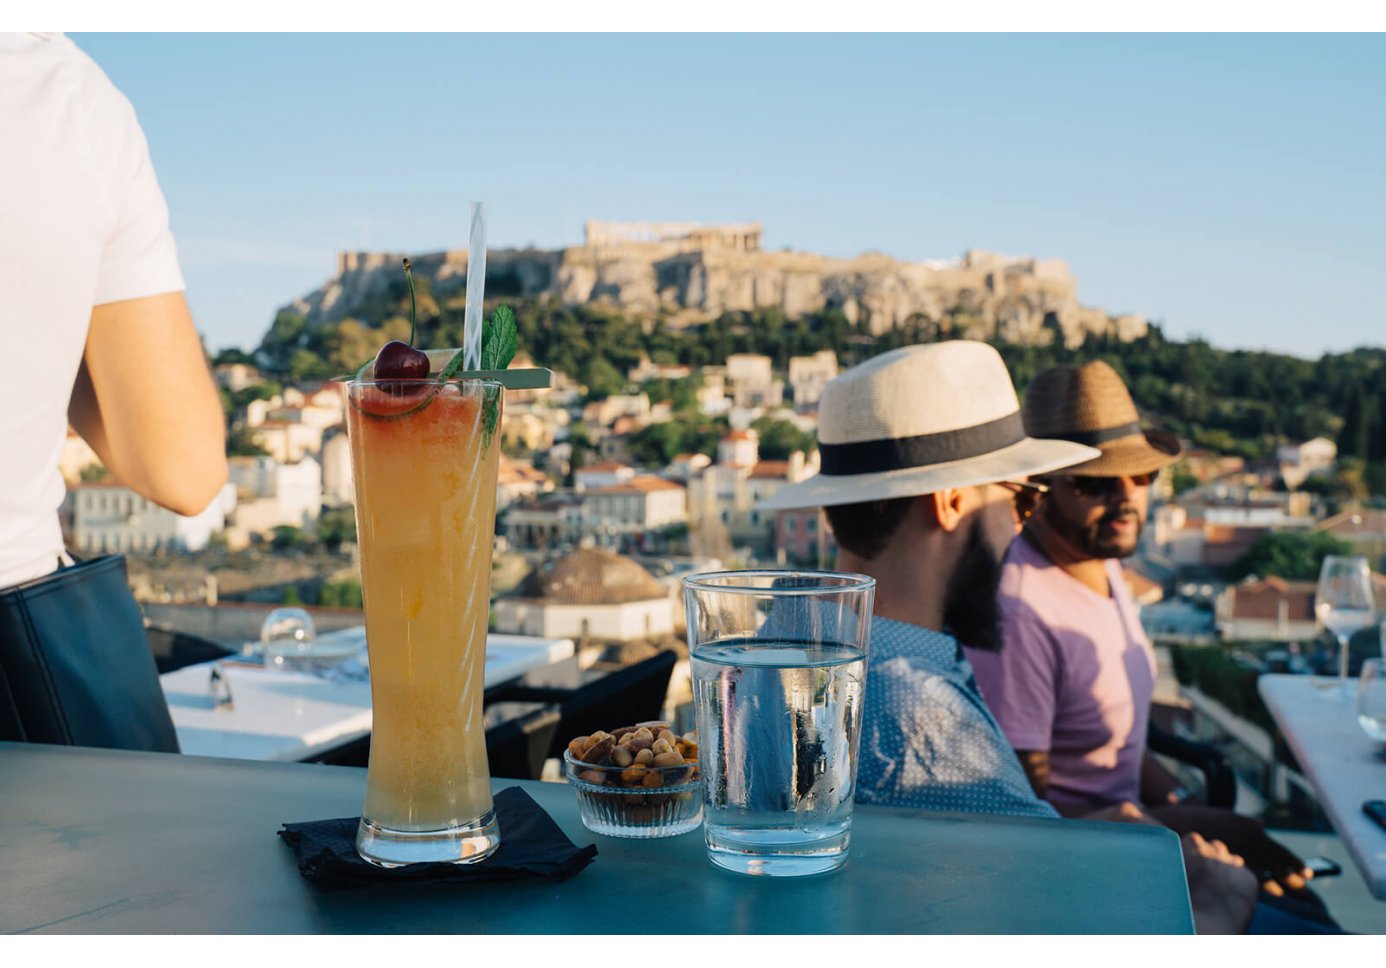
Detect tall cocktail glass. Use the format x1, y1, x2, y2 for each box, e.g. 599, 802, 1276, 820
342, 350, 503, 867
684, 570, 874, 876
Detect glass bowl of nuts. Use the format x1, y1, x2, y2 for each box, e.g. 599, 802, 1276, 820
563, 722, 702, 838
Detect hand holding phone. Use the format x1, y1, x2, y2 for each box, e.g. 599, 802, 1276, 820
1302, 856, 1341, 878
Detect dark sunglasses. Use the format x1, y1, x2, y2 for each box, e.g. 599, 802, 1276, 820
1065, 473, 1157, 499
996, 480, 1049, 520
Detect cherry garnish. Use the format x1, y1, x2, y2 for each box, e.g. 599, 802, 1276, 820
373, 340, 430, 380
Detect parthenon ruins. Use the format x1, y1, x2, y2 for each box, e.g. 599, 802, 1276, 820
583, 220, 763, 256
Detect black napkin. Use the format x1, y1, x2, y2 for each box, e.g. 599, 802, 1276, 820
278, 786, 597, 889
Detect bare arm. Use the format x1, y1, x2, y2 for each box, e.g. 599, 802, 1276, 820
1015, 748, 1051, 798
68, 292, 228, 516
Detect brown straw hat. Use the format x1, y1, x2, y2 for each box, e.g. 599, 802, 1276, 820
759, 341, 1100, 510
1022, 360, 1182, 477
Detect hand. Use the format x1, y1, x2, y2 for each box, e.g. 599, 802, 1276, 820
1147, 803, 1310, 896
1181, 832, 1258, 935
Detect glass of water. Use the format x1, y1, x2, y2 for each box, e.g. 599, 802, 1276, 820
1358, 659, 1386, 746
683, 570, 874, 877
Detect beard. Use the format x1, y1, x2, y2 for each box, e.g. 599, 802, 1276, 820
1078, 502, 1144, 559
941, 515, 1005, 653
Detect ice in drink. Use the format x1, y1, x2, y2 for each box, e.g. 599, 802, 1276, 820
344, 366, 503, 866
692, 639, 866, 876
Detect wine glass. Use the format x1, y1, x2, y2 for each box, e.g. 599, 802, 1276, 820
1358, 659, 1386, 745
1315, 555, 1375, 693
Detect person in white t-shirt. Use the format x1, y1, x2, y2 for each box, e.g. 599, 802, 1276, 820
0, 32, 227, 589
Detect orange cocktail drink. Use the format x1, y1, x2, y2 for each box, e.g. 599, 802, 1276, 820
343, 352, 503, 867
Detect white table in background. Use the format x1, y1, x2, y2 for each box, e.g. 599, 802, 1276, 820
160, 630, 574, 763
1258, 674, 1386, 900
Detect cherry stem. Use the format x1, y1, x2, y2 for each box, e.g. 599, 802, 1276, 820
403, 257, 417, 346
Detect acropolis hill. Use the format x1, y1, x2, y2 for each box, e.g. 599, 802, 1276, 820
286, 221, 1148, 348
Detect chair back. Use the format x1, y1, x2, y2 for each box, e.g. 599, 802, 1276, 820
485, 705, 562, 780
544, 650, 678, 757
303, 704, 563, 781
145, 624, 235, 675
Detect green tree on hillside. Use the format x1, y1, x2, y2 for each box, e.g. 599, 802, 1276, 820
1230, 531, 1351, 581
751, 416, 816, 461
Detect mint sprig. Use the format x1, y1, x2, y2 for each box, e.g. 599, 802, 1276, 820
477, 305, 516, 448
481, 305, 518, 371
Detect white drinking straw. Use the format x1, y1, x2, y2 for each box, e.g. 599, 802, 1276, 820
463, 202, 487, 371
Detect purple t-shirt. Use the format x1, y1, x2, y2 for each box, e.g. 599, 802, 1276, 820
965, 534, 1156, 813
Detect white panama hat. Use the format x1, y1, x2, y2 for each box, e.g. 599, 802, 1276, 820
758, 341, 1101, 511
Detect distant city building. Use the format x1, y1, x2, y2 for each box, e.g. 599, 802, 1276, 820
225, 456, 322, 549
664, 452, 712, 482
582, 394, 651, 430
1315, 508, 1386, 566
213, 362, 265, 392
504, 493, 586, 551
717, 429, 760, 468
584, 476, 687, 542
1213, 572, 1386, 644
496, 455, 553, 510
320, 429, 354, 507
574, 460, 636, 492
688, 444, 819, 556
500, 407, 557, 453
249, 419, 324, 464
774, 506, 835, 566
70, 481, 236, 554
1177, 449, 1246, 485
725, 353, 783, 409
1153, 501, 1315, 570
628, 356, 692, 384
695, 369, 731, 417
1215, 577, 1318, 642
787, 349, 838, 410
1277, 436, 1337, 489
494, 544, 675, 644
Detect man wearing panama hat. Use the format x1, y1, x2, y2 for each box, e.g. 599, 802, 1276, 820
760, 340, 1106, 815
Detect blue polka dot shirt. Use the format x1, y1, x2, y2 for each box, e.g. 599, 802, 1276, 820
854, 617, 1060, 820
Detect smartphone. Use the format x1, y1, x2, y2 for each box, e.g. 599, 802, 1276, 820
1364, 799, 1386, 832
1302, 856, 1342, 878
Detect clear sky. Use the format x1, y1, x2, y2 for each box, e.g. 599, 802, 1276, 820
69, 32, 1386, 360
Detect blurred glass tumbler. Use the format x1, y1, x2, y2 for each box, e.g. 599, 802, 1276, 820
1358, 659, 1386, 745
260, 607, 317, 671
684, 570, 874, 876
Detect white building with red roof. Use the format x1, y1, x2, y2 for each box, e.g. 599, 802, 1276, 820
574, 460, 636, 492
585, 475, 687, 536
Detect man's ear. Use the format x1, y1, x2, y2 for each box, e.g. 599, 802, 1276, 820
925, 489, 968, 533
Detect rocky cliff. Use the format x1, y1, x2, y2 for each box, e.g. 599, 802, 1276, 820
284, 223, 1147, 348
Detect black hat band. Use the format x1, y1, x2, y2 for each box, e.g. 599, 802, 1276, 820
819, 411, 1027, 476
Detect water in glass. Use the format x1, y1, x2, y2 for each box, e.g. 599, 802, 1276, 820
692, 638, 866, 876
